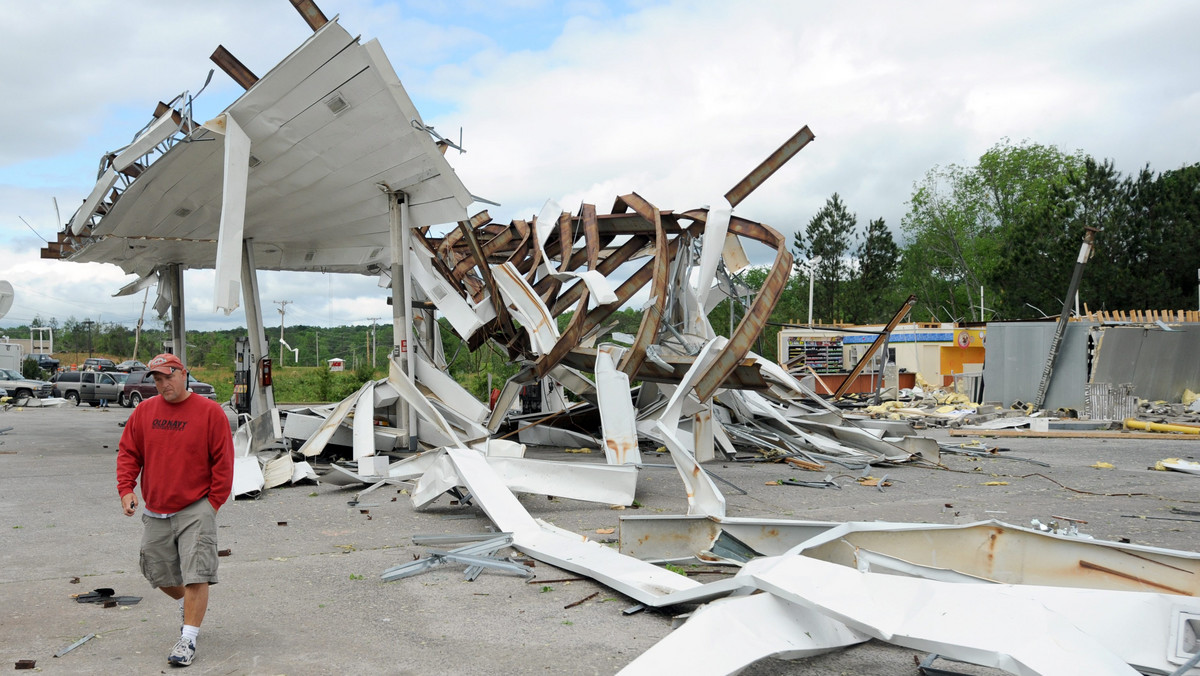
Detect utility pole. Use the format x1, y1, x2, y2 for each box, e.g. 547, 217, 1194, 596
1033, 227, 1098, 411
274, 300, 292, 365
368, 317, 380, 368
81, 319, 95, 358
132, 287, 149, 360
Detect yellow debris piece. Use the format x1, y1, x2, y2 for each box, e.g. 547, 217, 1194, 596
595, 527, 615, 535
983, 481, 1010, 486
1091, 461, 1115, 469
937, 392, 971, 405
564, 448, 592, 454
856, 476, 892, 487
1184, 389, 1199, 406
866, 401, 905, 414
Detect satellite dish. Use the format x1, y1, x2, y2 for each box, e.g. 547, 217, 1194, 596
0, 281, 13, 320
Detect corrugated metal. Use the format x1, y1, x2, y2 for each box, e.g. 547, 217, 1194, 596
1090, 326, 1200, 402
982, 322, 1091, 409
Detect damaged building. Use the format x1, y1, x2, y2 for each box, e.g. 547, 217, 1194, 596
38, 2, 1200, 674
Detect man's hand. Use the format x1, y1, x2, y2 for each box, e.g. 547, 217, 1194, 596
121, 492, 139, 516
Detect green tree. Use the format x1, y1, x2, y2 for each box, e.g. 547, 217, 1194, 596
999, 157, 1126, 317
847, 218, 901, 323
900, 139, 1087, 320
795, 193, 856, 322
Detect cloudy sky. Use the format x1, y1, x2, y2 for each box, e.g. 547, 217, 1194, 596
1, 0, 1197, 334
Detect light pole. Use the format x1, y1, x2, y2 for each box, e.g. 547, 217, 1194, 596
805, 256, 822, 325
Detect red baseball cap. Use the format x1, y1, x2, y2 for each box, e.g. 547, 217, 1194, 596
146, 353, 185, 375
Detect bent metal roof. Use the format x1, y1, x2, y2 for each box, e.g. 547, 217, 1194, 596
46, 18, 472, 280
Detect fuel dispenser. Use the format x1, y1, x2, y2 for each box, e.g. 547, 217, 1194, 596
234, 336, 276, 419
233, 337, 253, 415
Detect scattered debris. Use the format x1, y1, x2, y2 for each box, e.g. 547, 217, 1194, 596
54, 633, 95, 658
564, 592, 599, 609
382, 533, 531, 582
1155, 458, 1200, 474
72, 588, 140, 606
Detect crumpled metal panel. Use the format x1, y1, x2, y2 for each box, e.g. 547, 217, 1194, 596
1091, 325, 1200, 403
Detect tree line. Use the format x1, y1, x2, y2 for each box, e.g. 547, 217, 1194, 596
786, 138, 1199, 325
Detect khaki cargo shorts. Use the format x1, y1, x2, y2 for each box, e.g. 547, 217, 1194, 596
139, 497, 219, 588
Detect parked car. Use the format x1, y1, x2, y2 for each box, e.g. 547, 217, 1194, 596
111, 372, 131, 406
50, 370, 126, 406
25, 353, 60, 373
81, 357, 118, 372
0, 368, 54, 399
115, 359, 147, 372
121, 370, 218, 407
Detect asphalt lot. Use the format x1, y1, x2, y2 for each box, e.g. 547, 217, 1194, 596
4, 402, 1200, 674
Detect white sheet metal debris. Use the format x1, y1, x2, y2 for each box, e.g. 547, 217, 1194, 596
618, 593, 869, 675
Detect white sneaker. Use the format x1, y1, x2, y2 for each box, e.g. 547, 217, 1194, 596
167, 637, 195, 667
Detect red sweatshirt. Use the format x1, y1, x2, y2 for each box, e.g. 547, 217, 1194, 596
117, 393, 235, 514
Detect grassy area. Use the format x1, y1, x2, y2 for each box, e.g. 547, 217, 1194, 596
51, 351, 493, 407
189, 364, 386, 404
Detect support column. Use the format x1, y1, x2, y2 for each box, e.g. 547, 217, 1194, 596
241, 240, 275, 415
389, 193, 414, 449
168, 263, 187, 366
401, 197, 419, 451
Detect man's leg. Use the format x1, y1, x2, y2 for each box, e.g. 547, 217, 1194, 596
182, 582, 208, 626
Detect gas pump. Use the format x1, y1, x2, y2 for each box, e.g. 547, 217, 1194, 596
233, 337, 254, 415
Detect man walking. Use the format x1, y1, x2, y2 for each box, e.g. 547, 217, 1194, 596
117, 353, 234, 667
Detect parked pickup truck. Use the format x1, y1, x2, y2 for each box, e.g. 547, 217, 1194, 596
0, 368, 54, 400
51, 370, 127, 406
25, 353, 60, 373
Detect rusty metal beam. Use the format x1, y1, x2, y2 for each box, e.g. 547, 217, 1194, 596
832, 295, 917, 400
439, 210, 489, 267
211, 45, 259, 90
535, 236, 680, 379
594, 212, 686, 236
453, 217, 513, 341
289, 0, 329, 31
561, 348, 769, 390
548, 234, 647, 316
615, 194, 669, 378
691, 213, 794, 401
580, 204, 600, 270
724, 126, 815, 208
